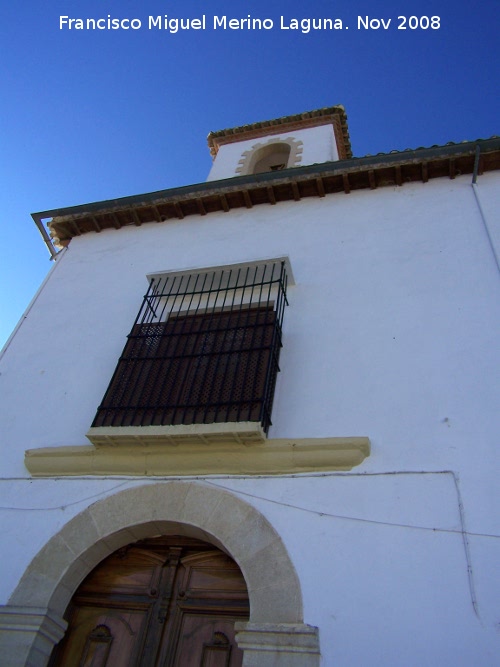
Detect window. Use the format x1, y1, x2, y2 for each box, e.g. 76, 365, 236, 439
92, 260, 289, 435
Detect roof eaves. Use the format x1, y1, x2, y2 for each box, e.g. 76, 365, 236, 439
33, 137, 500, 258
34, 136, 499, 218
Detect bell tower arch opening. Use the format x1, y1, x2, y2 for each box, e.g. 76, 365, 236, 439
236, 137, 303, 176
252, 142, 292, 173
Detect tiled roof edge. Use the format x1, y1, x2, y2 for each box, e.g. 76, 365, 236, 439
207, 105, 351, 159
207, 105, 347, 140
33, 136, 500, 222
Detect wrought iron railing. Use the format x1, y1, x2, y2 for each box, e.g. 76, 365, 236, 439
92, 261, 288, 434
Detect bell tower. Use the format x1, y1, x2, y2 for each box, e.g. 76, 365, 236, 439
206, 105, 351, 181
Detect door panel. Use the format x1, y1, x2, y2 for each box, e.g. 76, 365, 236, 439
173, 615, 238, 667
49, 537, 249, 667
51, 604, 151, 666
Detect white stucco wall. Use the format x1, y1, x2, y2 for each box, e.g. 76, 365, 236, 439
0, 171, 499, 665
206, 123, 339, 180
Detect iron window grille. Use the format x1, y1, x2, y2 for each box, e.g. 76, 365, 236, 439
92, 260, 289, 435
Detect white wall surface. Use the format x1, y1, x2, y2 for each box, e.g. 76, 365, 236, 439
206, 123, 338, 180
1, 175, 498, 474
0, 171, 499, 665
0, 474, 498, 666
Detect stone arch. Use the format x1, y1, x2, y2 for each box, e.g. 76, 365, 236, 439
236, 137, 303, 176
4, 481, 319, 666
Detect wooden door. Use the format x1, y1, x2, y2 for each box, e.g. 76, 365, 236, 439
49, 536, 249, 667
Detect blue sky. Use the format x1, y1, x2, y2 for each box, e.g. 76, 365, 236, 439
1, 0, 498, 348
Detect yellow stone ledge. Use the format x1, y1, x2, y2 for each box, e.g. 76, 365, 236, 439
24, 436, 370, 477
